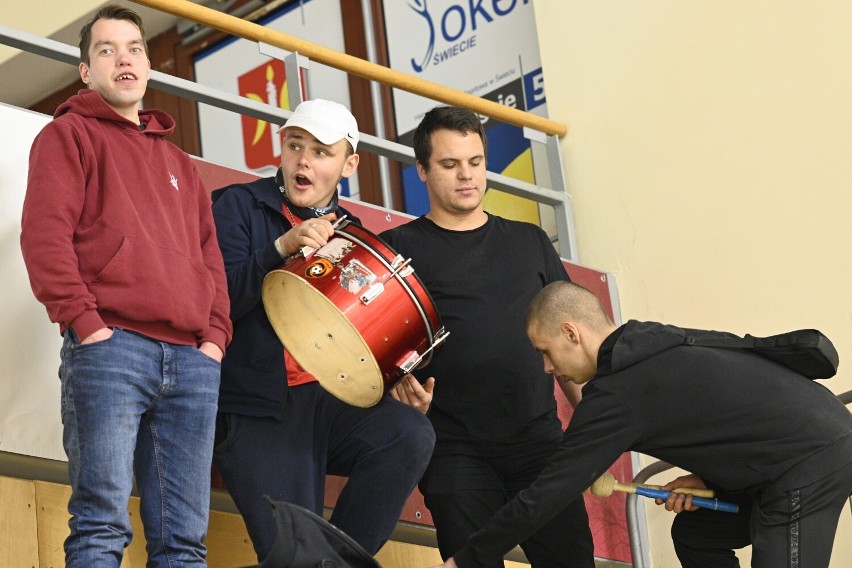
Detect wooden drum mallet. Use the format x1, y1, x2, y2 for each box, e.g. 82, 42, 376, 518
590, 473, 739, 513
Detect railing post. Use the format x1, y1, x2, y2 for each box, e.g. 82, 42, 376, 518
628, 460, 675, 568
360, 0, 394, 210
525, 127, 578, 261
257, 42, 310, 114
284, 51, 309, 109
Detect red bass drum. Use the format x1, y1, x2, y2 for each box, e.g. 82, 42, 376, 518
262, 219, 448, 407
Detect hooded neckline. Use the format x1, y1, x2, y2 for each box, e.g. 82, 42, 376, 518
54, 89, 175, 136
596, 320, 686, 376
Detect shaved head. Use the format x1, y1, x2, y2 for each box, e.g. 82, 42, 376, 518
526, 281, 614, 337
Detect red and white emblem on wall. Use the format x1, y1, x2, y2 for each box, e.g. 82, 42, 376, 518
238, 60, 290, 170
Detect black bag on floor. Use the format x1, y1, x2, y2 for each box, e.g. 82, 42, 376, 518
683, 328, 839, 380
246, 500, 381, 568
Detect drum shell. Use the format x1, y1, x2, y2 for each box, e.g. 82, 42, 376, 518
262, 221, 443, 407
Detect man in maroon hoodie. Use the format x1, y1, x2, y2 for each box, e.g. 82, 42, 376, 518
19, 5, 231, 567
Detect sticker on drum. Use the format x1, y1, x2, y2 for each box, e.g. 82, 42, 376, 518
339, 259, 377, 294
316, 238, 354, 263
305, 258, 334, 278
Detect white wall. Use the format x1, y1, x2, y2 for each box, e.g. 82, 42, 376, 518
534, 1, 852, 566
0, 104, 64, 461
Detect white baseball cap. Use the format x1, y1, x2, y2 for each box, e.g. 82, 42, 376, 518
279, 99, 359, 152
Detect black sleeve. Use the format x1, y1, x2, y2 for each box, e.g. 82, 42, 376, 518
454, 390, 640, 568
536, 226, 570, 284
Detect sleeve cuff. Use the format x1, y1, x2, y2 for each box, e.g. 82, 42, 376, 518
273, 236, 288, 258
70, 310, 107, 343
202, 325, 231, 355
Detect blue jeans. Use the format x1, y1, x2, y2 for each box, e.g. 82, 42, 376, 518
60, 328, 220, 567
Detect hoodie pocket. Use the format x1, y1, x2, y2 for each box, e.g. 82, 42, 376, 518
90, 236, 215, 333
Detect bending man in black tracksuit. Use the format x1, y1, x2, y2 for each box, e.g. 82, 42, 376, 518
440, 281, 852, 568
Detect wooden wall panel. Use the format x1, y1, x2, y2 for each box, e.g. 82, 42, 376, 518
29, 480, 256, 568
0, 476, 39, 567
206, 510, 257, 567
33, 481, 70, 568
31, 481, 152, 567
2, 474, 449, 568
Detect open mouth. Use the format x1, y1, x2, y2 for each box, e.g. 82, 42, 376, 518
294, 174, 312, 188
116, 73, 137, 82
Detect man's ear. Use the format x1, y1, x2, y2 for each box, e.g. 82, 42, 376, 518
341, 153, 360, 178
416, 160, 428, 182
79, 62, 90, 86
560, 321, 581, 344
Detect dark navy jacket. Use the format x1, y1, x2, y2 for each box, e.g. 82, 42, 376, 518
211, 174, 358, 418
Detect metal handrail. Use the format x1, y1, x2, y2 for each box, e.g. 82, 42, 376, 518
129, 0, 567, 137
0, 21, 579, 260
627, 388, 852, 568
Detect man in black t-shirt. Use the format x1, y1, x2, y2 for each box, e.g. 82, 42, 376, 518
381, 106, 595, 568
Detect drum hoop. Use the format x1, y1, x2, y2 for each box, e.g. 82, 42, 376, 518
335, 226, 442, 354
262, 269, 384, 407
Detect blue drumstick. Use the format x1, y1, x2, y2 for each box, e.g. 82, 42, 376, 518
633, 486, 739, 513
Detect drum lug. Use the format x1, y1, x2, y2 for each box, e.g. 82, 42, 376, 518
391, 255, 414, 277
396, 351, 421, 374
359, 282, 385, 304
395, 328, 450, 374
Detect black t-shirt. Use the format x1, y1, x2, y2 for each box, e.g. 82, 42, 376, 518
380, 214, 569, 446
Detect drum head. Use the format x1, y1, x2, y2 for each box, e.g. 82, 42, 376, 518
262, 269, 384, 408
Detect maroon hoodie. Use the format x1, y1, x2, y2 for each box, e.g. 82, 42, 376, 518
21, 89, 231, 353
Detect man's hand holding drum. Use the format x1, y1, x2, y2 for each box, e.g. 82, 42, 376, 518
389, 374, 436, 414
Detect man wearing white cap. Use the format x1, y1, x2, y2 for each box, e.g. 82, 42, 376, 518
210, 99, 436, 561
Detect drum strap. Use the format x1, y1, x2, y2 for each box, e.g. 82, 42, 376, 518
281, 200, 339, 228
